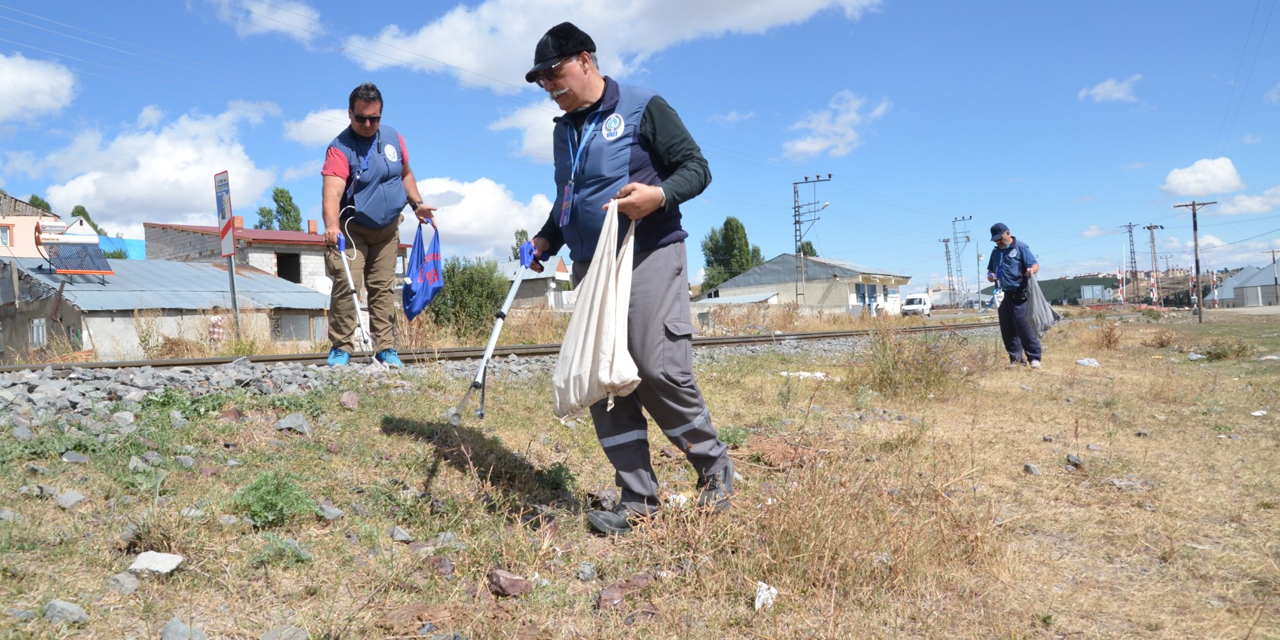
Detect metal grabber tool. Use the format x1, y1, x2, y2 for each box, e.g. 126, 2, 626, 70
448, 242, 536, 426
337, 231, 373, 354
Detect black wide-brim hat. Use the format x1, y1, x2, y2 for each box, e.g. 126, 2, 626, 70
525, 22, 596, 83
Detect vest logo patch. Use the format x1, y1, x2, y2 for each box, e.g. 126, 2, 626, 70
602, 113, 624, 141
1010, 249, 1018, 259
384, 143, 399, 163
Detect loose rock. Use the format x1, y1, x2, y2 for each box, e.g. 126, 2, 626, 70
262, 625, 308, 640
129, 551, 184, 575
389, 526, 413, 542
1023, 463, 1041, 476
61, 451, 90, 464
43, 600, 88, 624
339, 391, 359, 410
56, 491, 86, 510
487, 568, 532, 597
161, 615, 207, 640
107, 572, 140, 595
175, 456, 196, 469
577, 562, 597, 582
275, 413, 311, 435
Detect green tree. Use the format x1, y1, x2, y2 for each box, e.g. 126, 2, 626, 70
71, 205, 108, 235
27, 195, 52, 212
510, 229, 530, 260
273, 188, 302, 232
429, 257, 509, 338
102, 248, 128, 259
701, 216, 763, 291
801, 240, 817, 257
253, 206, 276, 230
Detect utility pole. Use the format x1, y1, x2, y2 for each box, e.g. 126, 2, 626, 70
952, 216, 971, 306
1119, 223, 1139, 304
1144, 224, 1164, 306
939, 238, 954, 305
1265, 250, 1280, 306
793, 174, 831, 307
1174, 201, 1215, 323
1157, 253, 1175, 305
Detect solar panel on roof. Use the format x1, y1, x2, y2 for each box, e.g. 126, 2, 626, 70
46, 243, 115, 275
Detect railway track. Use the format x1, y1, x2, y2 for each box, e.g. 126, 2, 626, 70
0, 320, 1001, 374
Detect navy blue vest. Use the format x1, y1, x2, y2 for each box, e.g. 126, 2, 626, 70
330, 125, 405, 230
552, 80, 686, 262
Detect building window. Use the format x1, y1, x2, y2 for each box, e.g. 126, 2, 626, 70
276, 252, 301, 284
0, 225, 11, 247
271, 312, 310, 341
30, 318, 46, 349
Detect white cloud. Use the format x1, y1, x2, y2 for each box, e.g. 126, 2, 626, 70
711, 111, 755, 125
489, 103, 559, 162
136, 106, 165, 129
282, 159, 323, 182
1242, 133, 1262, 144
0, 53, 76, 123
284, 108, 349, 147
1122, 162, 1147, 170
1082, 224, 1118, 238
783, 90, 890, 159
210, 0, 325, 45
43, 102, 279, 239
1266, 82, 1280, 106
1160, 157, 1245, 196
1218, 185, 1280, 215
407, 177, 551, 258
1078, 74, 1142, 103
341, 0, 882, 91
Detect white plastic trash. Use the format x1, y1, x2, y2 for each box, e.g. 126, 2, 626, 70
1075, 358, 1100, 367
754, 581, 778, 610
1252, 411, 1267, 417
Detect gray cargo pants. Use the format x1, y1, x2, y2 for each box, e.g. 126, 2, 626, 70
572, 240, 729, 514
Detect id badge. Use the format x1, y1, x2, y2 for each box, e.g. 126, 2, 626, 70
559, 182, 573, 227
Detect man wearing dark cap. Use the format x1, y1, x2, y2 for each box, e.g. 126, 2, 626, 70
523, 22, 733, 535
986, 223, 1042, 369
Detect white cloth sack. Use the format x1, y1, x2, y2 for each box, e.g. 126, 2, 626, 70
552, 200, 641, 418
1027, 274, 1061, 337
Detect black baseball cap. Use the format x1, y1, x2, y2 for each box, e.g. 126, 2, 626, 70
525, 22, 596, 83
990, 223, 1009, 241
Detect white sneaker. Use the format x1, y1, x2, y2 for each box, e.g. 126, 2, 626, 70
1030, 360, 1042, 370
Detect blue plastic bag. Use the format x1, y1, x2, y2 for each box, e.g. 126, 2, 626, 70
403, 221, 443, 322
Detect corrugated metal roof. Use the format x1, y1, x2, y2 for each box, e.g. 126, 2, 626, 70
144, 222, 409, 249
714, 254, 911, 291
14, 258, 328, 312
696, 292, 778, 305
1229, 266, 1278, 289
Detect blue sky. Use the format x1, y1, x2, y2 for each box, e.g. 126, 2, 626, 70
2, 0, 1279, 292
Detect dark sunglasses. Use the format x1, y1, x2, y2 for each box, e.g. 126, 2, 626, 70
535, 56, 579, 88
353, 114, 381, 124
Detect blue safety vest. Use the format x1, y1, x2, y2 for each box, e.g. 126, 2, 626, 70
329, 125, 406, 230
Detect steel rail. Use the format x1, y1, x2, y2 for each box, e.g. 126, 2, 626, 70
0, 320, 1001, 374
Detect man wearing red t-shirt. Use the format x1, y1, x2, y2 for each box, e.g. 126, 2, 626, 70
321, 82, 436, 367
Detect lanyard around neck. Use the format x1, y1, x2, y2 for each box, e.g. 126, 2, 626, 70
346, 130, 380, 202
567, 112, 603, 183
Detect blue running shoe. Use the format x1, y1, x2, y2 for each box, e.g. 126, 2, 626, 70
327, 348, 350, 366
376, 348, 404, 368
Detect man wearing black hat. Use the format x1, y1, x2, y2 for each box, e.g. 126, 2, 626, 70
523, 22, 733, 536
986, 223, 1042, 369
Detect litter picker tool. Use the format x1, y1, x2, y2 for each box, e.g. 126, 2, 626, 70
336, 231, 373, 354
448, 242, 536, 426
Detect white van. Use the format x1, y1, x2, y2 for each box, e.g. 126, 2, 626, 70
902, 293, 932, 317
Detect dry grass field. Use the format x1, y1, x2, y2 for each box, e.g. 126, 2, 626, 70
1, 308, 1276, 638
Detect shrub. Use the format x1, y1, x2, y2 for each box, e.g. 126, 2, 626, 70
846, 322, 981, 401
428, 257, 509, 339
252, 533, 313, 567
1141, 309, 1163, 321
234, 471, 313, 528
718, 425, 749, 448
1202, 338, 1253, 361
1094, 323, 1121, 350
1141, 328, 1176, 348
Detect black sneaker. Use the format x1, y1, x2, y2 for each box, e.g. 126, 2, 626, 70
586, 504, 654, 536
697, 459, 735, 513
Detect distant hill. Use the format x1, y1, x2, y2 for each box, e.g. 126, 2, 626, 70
981, 276, 1120, 304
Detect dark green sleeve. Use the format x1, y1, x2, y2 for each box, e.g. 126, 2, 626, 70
639, 96, 711, 209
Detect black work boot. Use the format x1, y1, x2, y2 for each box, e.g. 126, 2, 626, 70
697, 458, 735, 513
586, 504, 654, 536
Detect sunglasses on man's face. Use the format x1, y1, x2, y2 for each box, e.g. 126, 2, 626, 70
535, 56, 579, 88
352, 114, 381, 124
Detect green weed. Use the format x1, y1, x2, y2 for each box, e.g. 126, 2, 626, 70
252, 533, 313, 567
234, 471, 313, 528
